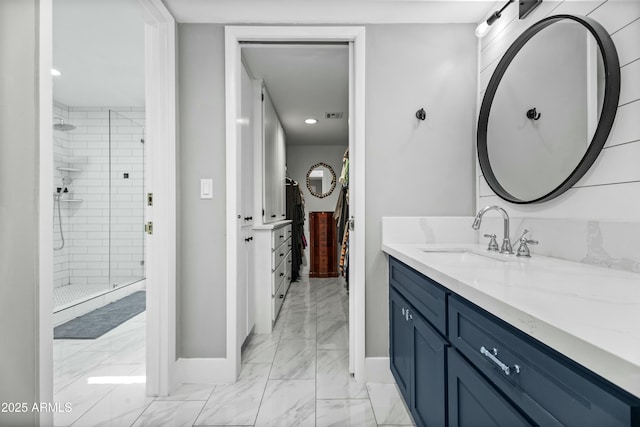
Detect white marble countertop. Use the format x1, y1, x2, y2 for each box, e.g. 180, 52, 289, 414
383, 241, 640, 398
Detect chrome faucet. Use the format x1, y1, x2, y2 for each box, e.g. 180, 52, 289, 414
472, 206, 513, 254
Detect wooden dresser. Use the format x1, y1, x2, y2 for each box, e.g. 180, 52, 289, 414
309, 212, 338, 278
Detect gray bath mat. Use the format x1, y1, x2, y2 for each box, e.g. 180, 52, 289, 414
54, 291, 145, 339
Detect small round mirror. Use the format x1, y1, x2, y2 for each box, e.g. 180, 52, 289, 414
306, 162, 336, 198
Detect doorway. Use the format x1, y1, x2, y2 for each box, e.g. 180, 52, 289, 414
49, 1, 149, 424
225, 26, 366, 382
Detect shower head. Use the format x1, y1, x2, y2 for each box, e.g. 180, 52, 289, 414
53, 118, 75, 131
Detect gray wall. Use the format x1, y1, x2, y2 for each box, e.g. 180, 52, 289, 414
176, 23, 476, 359
0, 0, 41, 425
177, 24, 227, 358
365, 25, 476, 356
286, 144, 348, 277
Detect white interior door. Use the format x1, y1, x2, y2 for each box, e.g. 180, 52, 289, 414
262, 89, 278, 222
348, 40, 356, 373
347, 38, 365, 381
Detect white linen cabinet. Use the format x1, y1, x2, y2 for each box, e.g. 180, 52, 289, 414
250, 80, 291, 333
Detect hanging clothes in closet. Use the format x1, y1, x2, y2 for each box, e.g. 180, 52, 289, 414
334, 148, 350, 288
286, 177, 306, 282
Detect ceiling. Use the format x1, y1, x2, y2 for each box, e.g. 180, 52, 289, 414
163, 0, 497, 24
53, 0, 145, 107
51, 0, 498, 142
243, 45, 349, 146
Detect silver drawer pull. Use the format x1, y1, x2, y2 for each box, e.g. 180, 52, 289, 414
480, 346, 519, 376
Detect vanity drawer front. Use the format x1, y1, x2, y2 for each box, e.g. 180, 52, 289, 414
449, 296, 639, 427
389, 257, 447, 335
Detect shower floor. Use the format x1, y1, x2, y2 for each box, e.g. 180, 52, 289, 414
53, 280, 146, 326
54, 284, 111, 311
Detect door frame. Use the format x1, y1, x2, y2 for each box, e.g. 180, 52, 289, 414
224, 26, 366, 382
39, 0, 176, 406
138, 0, 177, 396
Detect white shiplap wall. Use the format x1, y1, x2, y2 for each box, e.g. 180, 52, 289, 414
477, 0, 640, 221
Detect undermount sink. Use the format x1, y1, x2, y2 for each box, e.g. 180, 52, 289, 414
420, 247, 519, 263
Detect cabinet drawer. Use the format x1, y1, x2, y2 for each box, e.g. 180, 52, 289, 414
389, 257, 447, 335
272, 238, 290, 270
271, 227, 290, 250
272, 284, 286, 321
448, 348, 531, 427
449, 296, 639, 427
272, 255, 288, 295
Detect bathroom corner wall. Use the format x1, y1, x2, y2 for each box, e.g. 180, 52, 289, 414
0, 0, 40, 424
476, 1, 640, 271
365, 24, 477, 357
176, 23, 478, 361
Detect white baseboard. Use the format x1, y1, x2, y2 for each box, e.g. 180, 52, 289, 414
365, 357, 395, 384
175, 357, 236, 384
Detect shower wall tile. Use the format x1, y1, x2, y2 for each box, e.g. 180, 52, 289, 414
53, 102, 71, 288
52, 102, 145, 289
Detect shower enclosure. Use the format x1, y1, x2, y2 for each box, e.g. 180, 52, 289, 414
53, 104, 145, 314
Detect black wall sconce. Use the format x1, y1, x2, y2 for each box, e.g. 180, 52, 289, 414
476, 0, 543, 38
415, 108, 426, 121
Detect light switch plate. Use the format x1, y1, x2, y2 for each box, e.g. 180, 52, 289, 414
200, 179, 213, 199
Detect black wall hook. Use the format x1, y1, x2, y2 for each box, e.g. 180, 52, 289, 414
415, 108, 426, 121
526, 108, 541, 120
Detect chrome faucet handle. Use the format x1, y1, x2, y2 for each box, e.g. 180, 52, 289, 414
510, 229, 529, 247
516, 238, 538, 258
483, 234, 499, 252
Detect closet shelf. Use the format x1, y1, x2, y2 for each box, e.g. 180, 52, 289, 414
56, 167, 83, 172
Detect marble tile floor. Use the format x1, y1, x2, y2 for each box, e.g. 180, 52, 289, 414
54, 277, 414, 426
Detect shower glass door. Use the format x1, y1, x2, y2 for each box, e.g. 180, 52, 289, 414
108, 110, 145, 287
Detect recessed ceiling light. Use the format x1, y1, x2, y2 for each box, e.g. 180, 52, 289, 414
51, 68, 61, 76
305, 119, 318, 124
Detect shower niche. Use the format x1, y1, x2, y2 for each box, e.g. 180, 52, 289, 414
52, 104, 146, 316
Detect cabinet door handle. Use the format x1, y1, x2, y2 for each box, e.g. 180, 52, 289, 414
279, 272, 284, 277
279, 294, 284, 299
405, 308, 412, 322
480, 346, 520, 376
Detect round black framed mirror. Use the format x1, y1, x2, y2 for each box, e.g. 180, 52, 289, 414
306, 162, 336, 198
477, 15, 620, 204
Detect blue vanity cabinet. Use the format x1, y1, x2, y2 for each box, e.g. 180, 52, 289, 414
412, 307, 448, 427
389, 258, 449, 427
448, 348, 531, 427
449, 295, 640, 427
388, 256, 640, 427
389, 287, 412, 402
